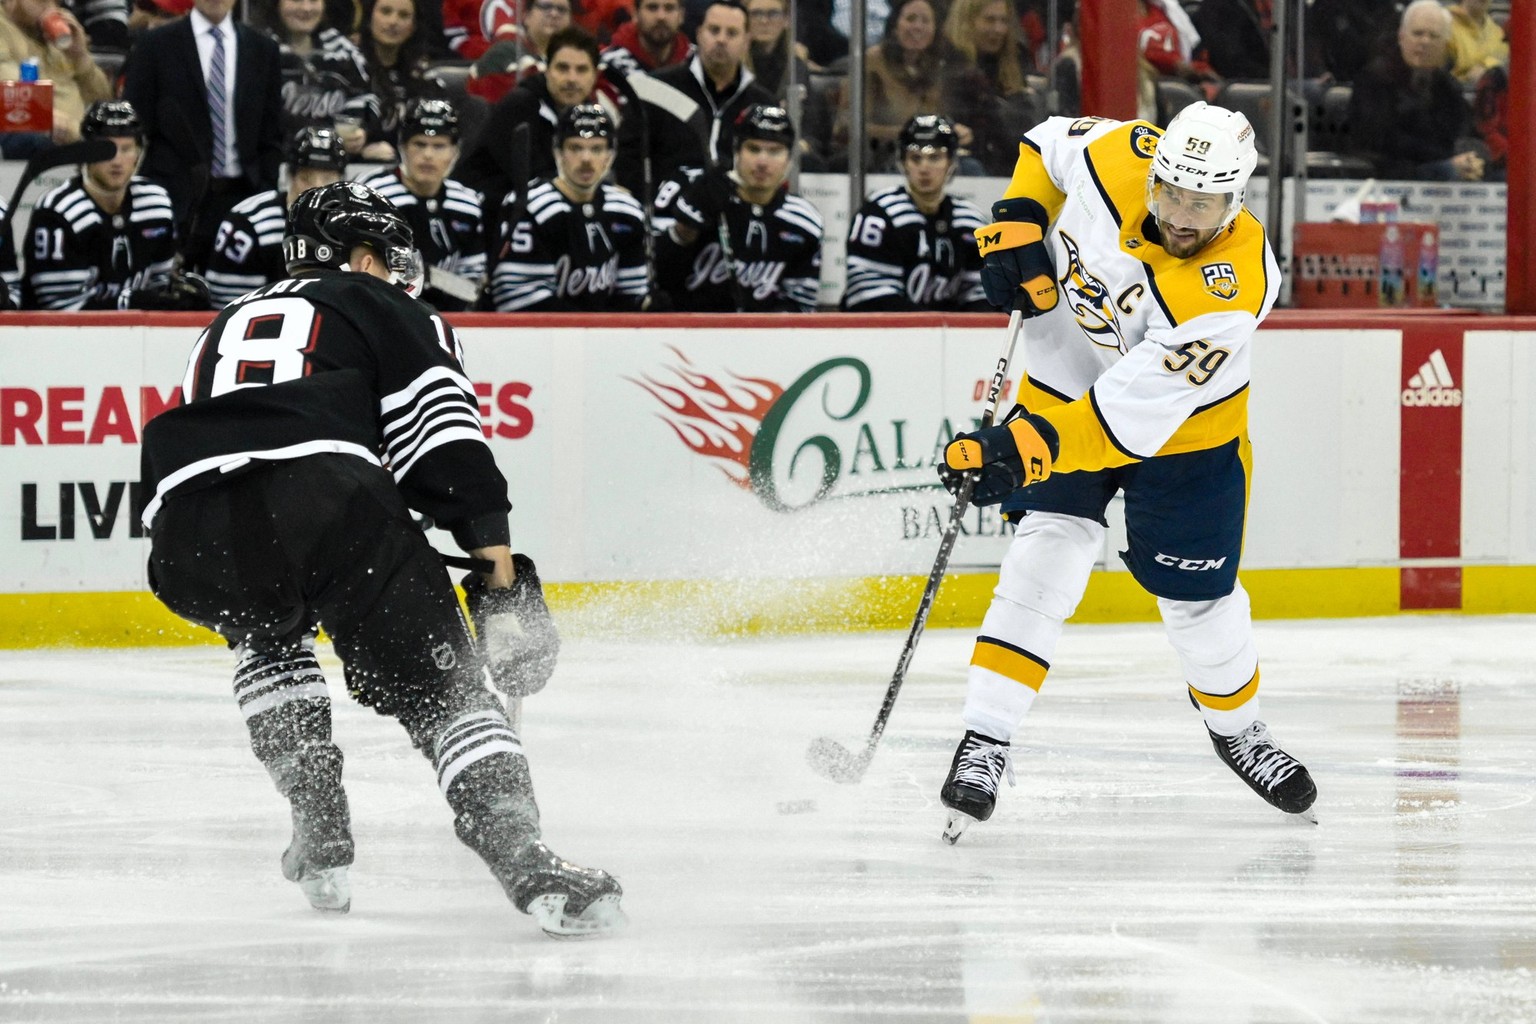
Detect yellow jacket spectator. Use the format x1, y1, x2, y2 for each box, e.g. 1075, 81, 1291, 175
0, 0, 112, 143
1447, 0, 1507, 85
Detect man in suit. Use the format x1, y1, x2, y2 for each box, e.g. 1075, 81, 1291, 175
123, 0, 285, 271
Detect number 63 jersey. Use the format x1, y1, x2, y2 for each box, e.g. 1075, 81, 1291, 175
140, 270, 510, 549
1006, 115, 1281, 476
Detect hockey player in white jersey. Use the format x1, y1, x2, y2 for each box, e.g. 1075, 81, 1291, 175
358, 98, 487, 311
204, 126, 350, 307
936, 103, 1317, 843
841, 115, 989, 312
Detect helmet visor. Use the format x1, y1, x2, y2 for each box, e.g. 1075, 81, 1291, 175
1147, 177, 1240, 231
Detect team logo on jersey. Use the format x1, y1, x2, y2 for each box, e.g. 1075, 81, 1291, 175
1129, 124, 1160, 159
1200, 262, 1239, 301
1058, 231, 1128, 353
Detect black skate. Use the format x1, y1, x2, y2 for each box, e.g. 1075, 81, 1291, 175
1208, 721, 1318, 822
280, 790, 354, 913
494, 840, 626, 938
939, 730, 1014, 845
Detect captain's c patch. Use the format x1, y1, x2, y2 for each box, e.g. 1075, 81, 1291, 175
1200, 261, 1239, 300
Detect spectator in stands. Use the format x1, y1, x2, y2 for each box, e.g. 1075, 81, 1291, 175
572, 0, 629, 45
603, 0, 690, 75
455, 26, 601, 206
62, 0, 127, 50
652, 103, 822, 312
1472, 63, 1507, 183
443, 0, 507, 59
613, 0, 772, 199
943, 0, 1037, 173
204, 125, 348, 306
128, 0, 191, 41
253, 0, 373, 141
1304, 0, 1397, 83
1137, 0, 1217, 94
836, 0, 990, 174
1348, 0, 1484, 182
467, 0, 572, 102
0, 0, 113, 152
359, 98, 487, 310
22, 100, 178, 310
1190, 0, 1269, 81
123, 0, 286, 269
1446, 0, 1507, 86
745, 0, 804, 100
792, 0, 843, 67
347, 0, 448, 160
488, 103, 649, 311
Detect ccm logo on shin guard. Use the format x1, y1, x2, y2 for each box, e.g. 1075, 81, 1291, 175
1156, 553, 1227, 571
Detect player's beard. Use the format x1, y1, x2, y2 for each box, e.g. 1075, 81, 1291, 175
1159, 221, 1218, 258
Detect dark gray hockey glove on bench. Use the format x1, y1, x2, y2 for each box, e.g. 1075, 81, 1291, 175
462, 554, 560, 698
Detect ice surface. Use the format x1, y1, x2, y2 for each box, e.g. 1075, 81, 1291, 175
2, 616, 1535, 1023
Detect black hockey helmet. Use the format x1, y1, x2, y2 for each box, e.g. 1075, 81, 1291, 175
556, 103, 615, 145
397, 97, 461, 145
284, 181, 416, 279
733, 104, 795, 150
287, 125, 348, 172
80, 100, 145, 144
899, 114, 959, 157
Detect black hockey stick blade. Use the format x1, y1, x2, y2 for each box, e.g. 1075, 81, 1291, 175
1, 139, 115, 237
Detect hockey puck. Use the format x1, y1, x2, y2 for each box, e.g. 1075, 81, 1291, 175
775, 799, 817, 815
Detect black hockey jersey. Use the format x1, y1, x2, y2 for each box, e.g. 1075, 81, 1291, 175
0, 198, 18, 308
357, 169, 487, 311
205, 189, 287, 307
140, 271, 509, 550
652, 170, 823, 312
487, 179, 649, 312
841, 186, 988, 312
22, 177, 178, 311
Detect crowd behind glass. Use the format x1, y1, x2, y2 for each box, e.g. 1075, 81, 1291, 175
0, 0, 1511, 311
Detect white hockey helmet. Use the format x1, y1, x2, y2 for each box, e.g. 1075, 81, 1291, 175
1147, 101, 1258, 231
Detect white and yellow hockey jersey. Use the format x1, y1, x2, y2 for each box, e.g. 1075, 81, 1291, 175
1002, 115, 1280, 474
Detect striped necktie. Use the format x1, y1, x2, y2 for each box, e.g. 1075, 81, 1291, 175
208, 26, 229, 177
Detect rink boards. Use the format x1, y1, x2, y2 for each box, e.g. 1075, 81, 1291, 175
1, 310, 1532, 646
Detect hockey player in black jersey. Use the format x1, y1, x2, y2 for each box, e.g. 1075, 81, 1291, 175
22, 101, 180, 311
140, 182, 624, 937
358, 98, 487, 311
487, 103, 649, 311
841, 115, 990, 312
652, 103, 823, 312
204, 126, 350, 307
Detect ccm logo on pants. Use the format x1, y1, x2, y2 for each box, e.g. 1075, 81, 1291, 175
1155, 554, 1228, 571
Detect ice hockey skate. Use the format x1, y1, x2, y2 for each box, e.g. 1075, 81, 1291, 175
280, 790, 355, 912
939, 730, 1014, 844
494, 839, 626, 938
1208, 721, 1318, 822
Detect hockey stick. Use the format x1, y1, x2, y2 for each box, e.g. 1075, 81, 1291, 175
0, 139, 116, 241
807, 308, 1025, 784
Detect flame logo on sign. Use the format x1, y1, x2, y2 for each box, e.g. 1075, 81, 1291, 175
629, 346, 784, 488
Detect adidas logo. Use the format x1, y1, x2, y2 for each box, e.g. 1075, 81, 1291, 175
1402, 349, 1462, 407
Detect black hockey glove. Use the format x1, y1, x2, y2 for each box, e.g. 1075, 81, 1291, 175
939, 412, 1061, 494
674, 168, 737, 232
977, 196, 1059, 316
462, 554, 560, 698
122, 271, 214, 311
937, 460, 1022, 507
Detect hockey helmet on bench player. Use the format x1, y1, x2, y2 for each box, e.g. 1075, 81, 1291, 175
1147, 101, 1258, 236
283, 181, 423, 293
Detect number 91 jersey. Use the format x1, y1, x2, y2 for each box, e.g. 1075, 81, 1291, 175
140, 270, 508, 544
1009, 115, 1281, 472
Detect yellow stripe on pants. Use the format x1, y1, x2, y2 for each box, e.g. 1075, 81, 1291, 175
971, 637, 1050, 691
